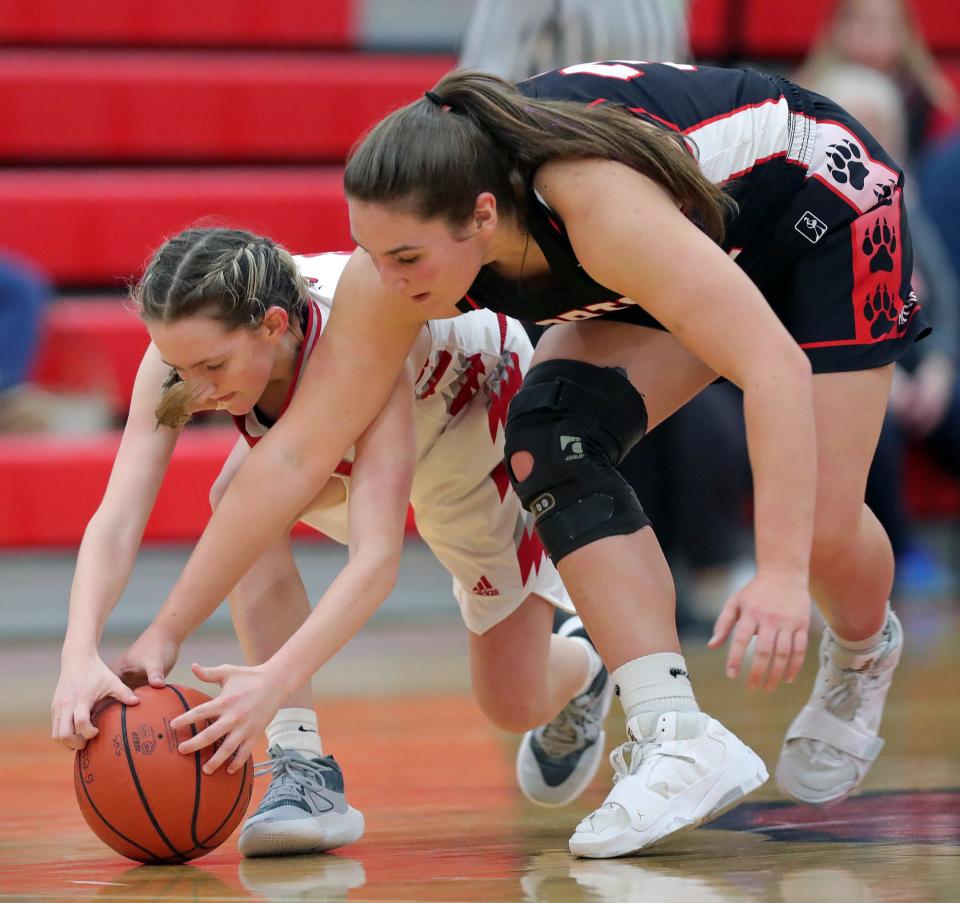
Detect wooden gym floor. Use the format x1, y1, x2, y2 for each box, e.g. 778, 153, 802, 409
1, 599, 958, 901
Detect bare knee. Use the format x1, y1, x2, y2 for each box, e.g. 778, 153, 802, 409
475, 688, 547, 734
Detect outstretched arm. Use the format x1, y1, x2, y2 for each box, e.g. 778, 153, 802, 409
543, 158, 816, 691
145, 252, 426, 647
170, 367, 418, 771
52, 344, 183, 747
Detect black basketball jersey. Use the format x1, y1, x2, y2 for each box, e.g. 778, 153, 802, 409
455, 62, 817, 326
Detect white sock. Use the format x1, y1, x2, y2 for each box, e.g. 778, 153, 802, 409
266, 707, 323, 758
833, 603, 892, 653
612, 653, 700, 719
569, 636, 604, 696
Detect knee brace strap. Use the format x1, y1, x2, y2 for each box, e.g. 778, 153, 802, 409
504, 359, 650, 563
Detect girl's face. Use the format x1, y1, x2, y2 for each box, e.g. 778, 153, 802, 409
348, 199, 491, 320
831, 0, 906, 72
147, 311, 288, 416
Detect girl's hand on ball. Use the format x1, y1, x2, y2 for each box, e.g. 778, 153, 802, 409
52, 653, 141, 750
170, 662, 278, 773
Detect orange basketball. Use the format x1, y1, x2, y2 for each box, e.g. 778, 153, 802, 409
74, 684, 253, 863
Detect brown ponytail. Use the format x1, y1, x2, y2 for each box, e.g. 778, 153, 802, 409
345, 69, 734, 242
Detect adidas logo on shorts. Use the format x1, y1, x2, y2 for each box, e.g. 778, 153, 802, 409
471, 576, 500, 596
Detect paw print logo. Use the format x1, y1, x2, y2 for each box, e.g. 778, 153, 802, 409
862, 217, 897, 273
873, 179, 896, 205
827, 139, 869, 190
863, 285, 899, 338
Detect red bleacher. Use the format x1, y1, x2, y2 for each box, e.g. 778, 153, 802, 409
0, 0, 357, 48
4, 0, 959, 549
0, 51, 454, 163
0, 429, 418, 547
0, 167, 349, 286
32, 299, 148, 409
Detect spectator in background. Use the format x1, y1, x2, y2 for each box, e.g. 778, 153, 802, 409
794, 0, 958, 160
0, 253, 54, 432
808, 63, 960, 595
460, 0, 690, 82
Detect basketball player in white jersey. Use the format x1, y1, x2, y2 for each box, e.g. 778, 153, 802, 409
51, 227, 613, 857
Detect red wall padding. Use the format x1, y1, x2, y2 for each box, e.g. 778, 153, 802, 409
0, 430, 237, 546
689, 0, 735, 59
0, 167, 350, 285
0, 430, 418, 546
0, 0, 357, 48
0, 51, 455, 162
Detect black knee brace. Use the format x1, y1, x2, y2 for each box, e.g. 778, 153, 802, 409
504, 359, 651, 563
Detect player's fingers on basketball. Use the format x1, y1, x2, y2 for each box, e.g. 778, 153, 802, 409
225, 743, 251, 775
169, 699, 216, 732
725, 617, 757, 679
786, 625, 809, 684
177, 715, 230, 755
746, 624, 777, 690
204, 735, 241, 774
763, 629, 794, 692
708, 598, 741, 648
110, 679, 140, 705
73, 704, 99, 741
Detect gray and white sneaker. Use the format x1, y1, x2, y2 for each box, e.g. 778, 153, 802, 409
776, 610, 903, 806
238, 745, 365, 857
516, 616, 614, 806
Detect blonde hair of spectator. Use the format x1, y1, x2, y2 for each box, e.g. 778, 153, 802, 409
796, 0, 958, 117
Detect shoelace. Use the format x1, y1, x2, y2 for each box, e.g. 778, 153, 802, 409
538, 695, 604, 758
609, 733, 678, 786
254, 752, 330, 806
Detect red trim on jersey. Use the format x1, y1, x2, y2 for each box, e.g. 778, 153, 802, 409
588, 97, 607, 108
463, 293, 481, 310
496, 312, 508, 352
627, 106, 682, 132
683, 97, 781, 134
723, 149, 788, 182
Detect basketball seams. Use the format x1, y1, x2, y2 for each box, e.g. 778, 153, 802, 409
195, 758, 253, 849
120, 688, 189, 861
167, 684, 208, 851
74, 749, 169, 862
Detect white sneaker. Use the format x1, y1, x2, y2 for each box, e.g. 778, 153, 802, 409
238, 746, 365, 857
516, 616, 613, 806
569, 711, 768, 858
776, 610, 902, 806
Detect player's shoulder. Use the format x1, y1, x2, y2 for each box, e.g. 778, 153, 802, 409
292, 251, 351, 299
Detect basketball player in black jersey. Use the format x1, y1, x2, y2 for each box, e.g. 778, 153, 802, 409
129, 62, 926, 858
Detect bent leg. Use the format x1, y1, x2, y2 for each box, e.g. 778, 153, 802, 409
777, 365, 903, 806
469, 593, 585, 733
508, 321, 767, 852
809, 366, 895, 639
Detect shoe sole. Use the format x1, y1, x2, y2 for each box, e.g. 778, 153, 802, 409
516, 679, 615, 808
569, 746, 769, 858
238, 806, 365, 858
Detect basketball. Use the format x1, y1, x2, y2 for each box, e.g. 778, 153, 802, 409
74, 684, 253, 863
